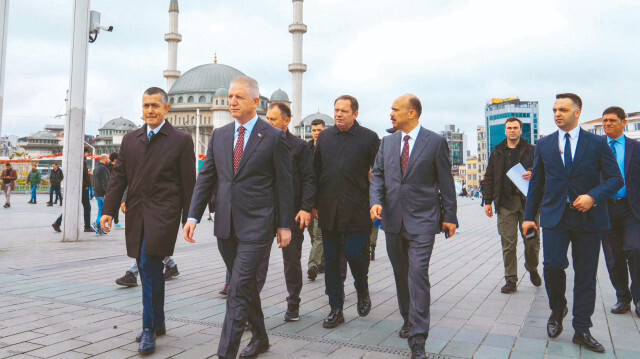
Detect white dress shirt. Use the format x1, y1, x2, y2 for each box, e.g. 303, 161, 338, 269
557, 126, 580, 165
400, 125, 421, 157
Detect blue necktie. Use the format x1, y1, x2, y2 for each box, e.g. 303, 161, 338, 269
148, 130, 155, 142
609, 139, 617, 158
564, 133, 572, 168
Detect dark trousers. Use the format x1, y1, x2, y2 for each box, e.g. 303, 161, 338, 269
216, 230, 272, 359
542, 207, 601, 333
323, 230, 369, 309
603, 200, 640, 304
49, 185, 62, 203
386, 225, 435, 342
136, 237, 165, 330
256, 223, 304, 306
82, 188, 91, 228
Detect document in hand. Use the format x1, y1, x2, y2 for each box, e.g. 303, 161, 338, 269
506, 163, 530, 196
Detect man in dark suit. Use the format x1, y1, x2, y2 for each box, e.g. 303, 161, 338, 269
307, 118, 325, 280
370, 94, 457, 359
183, 76, 293, 359
314, 95, 379, 328
100, 87, 196, 354
523, 93, 623, 353
256, 102, 315, 322
600, 106, 640, 318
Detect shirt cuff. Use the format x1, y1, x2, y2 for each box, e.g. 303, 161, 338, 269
187, 218, 199, 224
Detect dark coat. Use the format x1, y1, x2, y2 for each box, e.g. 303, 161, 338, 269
92, 162, 110, 197
50, 168, 64, 186
103, 121, 196, 258
620, 136, 640, 222
483, 138, 535, 213
524, 129, 623, 231
286, 131, 315, 213
188, 118, 293, 242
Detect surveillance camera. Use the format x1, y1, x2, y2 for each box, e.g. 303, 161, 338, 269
101, 25, 114, 32
88, 11, 114, 43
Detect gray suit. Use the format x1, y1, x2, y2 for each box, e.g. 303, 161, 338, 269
188, 118, 293, 359
370, 126, 457, 344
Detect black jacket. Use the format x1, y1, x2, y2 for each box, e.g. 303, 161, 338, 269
483, 138, 535, 213
50, 168, 64, 186
92, 162, 110, 197
287, 131, 315, 213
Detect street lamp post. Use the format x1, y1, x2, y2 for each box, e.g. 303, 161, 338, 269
0, 0, 9, 138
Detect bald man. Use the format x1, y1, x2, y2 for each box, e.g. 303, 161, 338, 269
370, 94, 457, 359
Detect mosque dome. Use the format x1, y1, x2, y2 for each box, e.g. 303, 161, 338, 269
31, 131, 57, 140
270, 89, 290, 102
215, 85, 229, 98
100, 116, 137, 132
168, 63, 246, 96
300, 111, 334, 126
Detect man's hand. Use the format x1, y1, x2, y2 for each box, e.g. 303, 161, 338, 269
442, 222, 457, 238
120, 202, 126, 214
484, 204, 493, 218
522, 221, 538, 235
573, 194, 595, 212
370, 204, 382, 221
100, 215, 113, 234
183, 221, 197, 243
522, 171, 532, 180
295, 210, 311, 229
311, 209, 319, 220
277, 228, 292, 248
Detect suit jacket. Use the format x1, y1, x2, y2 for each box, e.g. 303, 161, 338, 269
370, 127, 457, 235
188, 118, 293, 242
524, 129, 623, 231
286, 131, 315, 213
103, 121, 196, 258
620, 136, 640, 221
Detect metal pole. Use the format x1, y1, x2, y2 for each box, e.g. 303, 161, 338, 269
0, 0, 9, 138
195, 108, 200, 172
62, 0, 91, 242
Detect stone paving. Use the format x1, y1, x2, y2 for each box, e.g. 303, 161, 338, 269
0, 194, 639, 358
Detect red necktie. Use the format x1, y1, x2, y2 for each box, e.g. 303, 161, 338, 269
401, 135, 410, 175
233, 126, 245, 173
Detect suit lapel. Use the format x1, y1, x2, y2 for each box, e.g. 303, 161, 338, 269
624, 136, 633, 178
221, 125, 234, 176
136, 124, 149, 147
403, 127, 429, 179
548, 131, 565, 172
234, 119, 267, 177
389, 133, 402, 179
570, 129, 590, 174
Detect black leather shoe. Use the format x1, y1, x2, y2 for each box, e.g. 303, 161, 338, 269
284, 304, 300, 322
323, 307, 344, 328
610, 301, 631, 314
572, 332, 605, 353
410, 343, 427, 359
138, 328, 156, 354
307, 265, 318, 281
399, 321, 411, 338
136, 327, 166, 342
52, 223, 61, 232
357, 290, 371, 317
547, 307, 568, 338
529, 271, 542, 287
239, 336, 269, 358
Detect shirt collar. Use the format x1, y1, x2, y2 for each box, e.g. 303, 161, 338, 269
558, 125, 580, 140
235, 115, 259, 133
147, 120, 166, 136
607, 134, 625, 144
332, 120, 359, 135
402, 125, 421, 140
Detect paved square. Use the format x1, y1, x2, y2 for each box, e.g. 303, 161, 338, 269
1, 194, 639, 358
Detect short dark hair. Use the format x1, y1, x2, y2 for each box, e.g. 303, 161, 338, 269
6, 163, 11, 167
268, 102, 291, 120
143, 87, 168, 106
109, 152, 119, 162
602, 106, 626, 121
311, 119, 325, 127
556, 93, 582, 110
505, 117, 522, 128
334, 95, 359, 113
406, 95, 422, 118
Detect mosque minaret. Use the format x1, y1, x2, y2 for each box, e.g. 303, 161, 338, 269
164, 0, 182, 90
288, 0, 307, 126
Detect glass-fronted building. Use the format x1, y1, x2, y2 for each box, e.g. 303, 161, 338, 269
485, 98, 539, 153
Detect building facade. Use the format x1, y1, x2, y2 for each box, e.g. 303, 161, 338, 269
465, 157, 479, 190
93, 116, 138, 155
485, 98, 539, 153
477, 126, 487, 183
19, 131, 63, 157
439, 125, 465, 167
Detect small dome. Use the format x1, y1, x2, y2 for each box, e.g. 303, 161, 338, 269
300, 111, 334, 126
100, 116, 137, 131
31, 131, 57, 140
215, 86, 229, 98
270, 89, 289, 102
169, 63, 246, 95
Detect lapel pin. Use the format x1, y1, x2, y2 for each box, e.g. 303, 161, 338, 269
258, 133, 263, 138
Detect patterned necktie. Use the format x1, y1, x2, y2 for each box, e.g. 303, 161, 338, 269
233, 126, 245, 173
564, 133, 572, 168
148, 130, 155, 142
609, 139, 617, 158
401, 135, 410, 175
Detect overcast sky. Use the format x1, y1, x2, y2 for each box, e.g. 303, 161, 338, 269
2, 0, 639, 154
